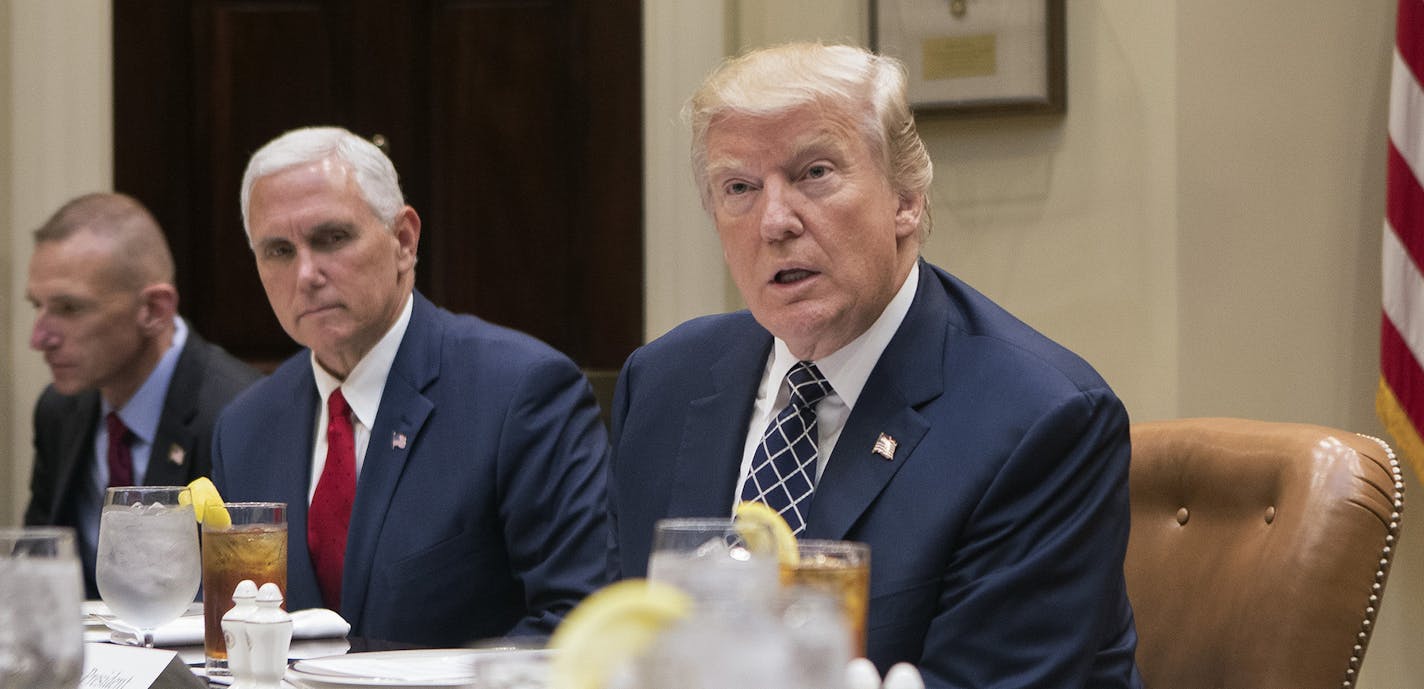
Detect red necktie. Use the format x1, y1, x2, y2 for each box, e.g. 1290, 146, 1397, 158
309, 389, 356, 612
105, 412, 134, 488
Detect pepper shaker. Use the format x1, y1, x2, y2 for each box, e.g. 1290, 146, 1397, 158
221, 579, 258, 688
244, 582, 293, 689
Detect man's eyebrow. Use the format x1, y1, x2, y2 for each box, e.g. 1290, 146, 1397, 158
705, 157, 745, 183
253, 235, 292, 251
788, 132, 846, 163
309, 220, 357, 235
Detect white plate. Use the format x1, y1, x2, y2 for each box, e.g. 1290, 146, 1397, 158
286, 648, 502, 688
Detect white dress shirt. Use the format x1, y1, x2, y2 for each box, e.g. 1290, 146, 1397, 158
732, 262, 920, 511
308, 293, 414, 505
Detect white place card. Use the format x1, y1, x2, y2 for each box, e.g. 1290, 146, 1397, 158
81, 643, 204, 689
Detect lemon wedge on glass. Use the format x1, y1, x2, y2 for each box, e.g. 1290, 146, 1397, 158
181, 477, 231, 529
734, 500, 799, 567
549, 579, 691, 689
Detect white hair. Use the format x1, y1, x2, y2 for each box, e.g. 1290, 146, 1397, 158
239, 126, 405, 238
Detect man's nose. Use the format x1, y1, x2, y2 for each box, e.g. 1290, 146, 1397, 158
30, 317, 58, 351
295, 248, 326, 288
759, 179, 804, 242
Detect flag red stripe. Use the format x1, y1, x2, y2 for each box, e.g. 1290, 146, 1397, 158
1381, 314, 1424, 431
1387, 141, 1424, 270
1400, 0, 1424, 78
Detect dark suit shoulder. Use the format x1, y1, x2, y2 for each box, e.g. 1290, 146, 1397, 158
34, 386, 93, 430
27, 387, 99, 526
927, 262, 1113, 396
435, 306, 579, 368
177, 330, 263, 407
218, 348, 310, 424
630, 311, 764, 367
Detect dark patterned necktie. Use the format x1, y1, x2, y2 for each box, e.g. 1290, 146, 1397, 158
739, 361, 834, 535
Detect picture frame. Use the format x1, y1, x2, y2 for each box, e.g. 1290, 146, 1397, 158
870, 0, 1066, 116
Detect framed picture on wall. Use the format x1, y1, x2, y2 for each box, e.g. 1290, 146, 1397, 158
870, 0, 1066, 116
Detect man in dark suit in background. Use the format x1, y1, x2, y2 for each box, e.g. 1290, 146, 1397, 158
212, 126, 611, 646
24, 192, 261, 597
609, 44, 1142, 688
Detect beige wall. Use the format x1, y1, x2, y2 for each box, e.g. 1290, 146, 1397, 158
2, 1, 1418, 685
3, 0, 112, 526
0, 0, 13, 524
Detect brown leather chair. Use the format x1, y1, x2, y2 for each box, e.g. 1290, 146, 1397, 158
1125, 418, 1405, 689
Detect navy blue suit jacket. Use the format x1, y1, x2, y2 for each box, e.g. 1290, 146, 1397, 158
213, 292, 612, 646
610, 262, 1141, 689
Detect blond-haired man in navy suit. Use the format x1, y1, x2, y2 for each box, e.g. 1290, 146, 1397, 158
609, 44, 1142, 689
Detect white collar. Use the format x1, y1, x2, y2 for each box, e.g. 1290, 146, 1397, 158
766, 262, 919, 408
311, 293, 414, 429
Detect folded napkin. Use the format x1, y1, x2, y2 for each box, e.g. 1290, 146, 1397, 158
107, 607, 350, 647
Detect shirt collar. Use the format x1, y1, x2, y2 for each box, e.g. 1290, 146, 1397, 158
311, 292, 414, 429
107, 316, 188, 444
767, 262, 919, 409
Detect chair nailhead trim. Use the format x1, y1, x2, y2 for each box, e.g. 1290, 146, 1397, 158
1346, 434, 1405, 687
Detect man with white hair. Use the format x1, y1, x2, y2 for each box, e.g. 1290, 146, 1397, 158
213, 126, 611, 646
610, 44, 1142, 688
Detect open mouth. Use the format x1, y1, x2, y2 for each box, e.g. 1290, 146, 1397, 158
774, 269, 818, 285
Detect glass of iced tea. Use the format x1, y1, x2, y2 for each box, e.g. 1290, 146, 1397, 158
201, 502, 287, 677
779, 540, 870, 655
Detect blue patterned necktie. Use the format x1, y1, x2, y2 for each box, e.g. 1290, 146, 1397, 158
739, 361, 834, 535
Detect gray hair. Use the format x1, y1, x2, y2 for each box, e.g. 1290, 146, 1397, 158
239, 126, 405, 238
685, 42, 934, 238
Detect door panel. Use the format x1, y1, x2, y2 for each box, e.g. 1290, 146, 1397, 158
114, 0, 642, 371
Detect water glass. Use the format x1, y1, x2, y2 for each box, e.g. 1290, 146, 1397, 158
0, 526, 84, 689
95, 486, 202, 646
202, 502, 288, 676
646, 517, 779, 605
627, 586, 849, 689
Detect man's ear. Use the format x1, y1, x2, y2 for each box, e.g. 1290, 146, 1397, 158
894, 191, 925, 240
138, 283, 179, 335
394, 206, 422, 273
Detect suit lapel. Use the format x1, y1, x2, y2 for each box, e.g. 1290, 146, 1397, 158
667, 324, 771, 519
51, 393, 101, 518
805, 263, 949, 541
250, 363, 323, 609
148, 334, 207, 485
339, 294, 438, 626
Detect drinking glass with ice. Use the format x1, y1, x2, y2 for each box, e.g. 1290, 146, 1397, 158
95, 486, 202, 647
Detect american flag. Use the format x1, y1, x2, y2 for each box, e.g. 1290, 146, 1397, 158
1379, 0, 1424, 481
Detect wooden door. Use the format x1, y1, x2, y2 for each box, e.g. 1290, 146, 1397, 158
113, 0, 642, 383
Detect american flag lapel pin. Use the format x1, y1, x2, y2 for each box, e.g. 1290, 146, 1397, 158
392, 431, 408, 450
168, 444, 186, 466
872, 433, 897, 461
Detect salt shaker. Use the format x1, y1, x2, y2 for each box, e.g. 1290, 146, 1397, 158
844, 658, 882, 689
882, 663, 926, 689
221, 579, 258, 688
244, 582, 293, 689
